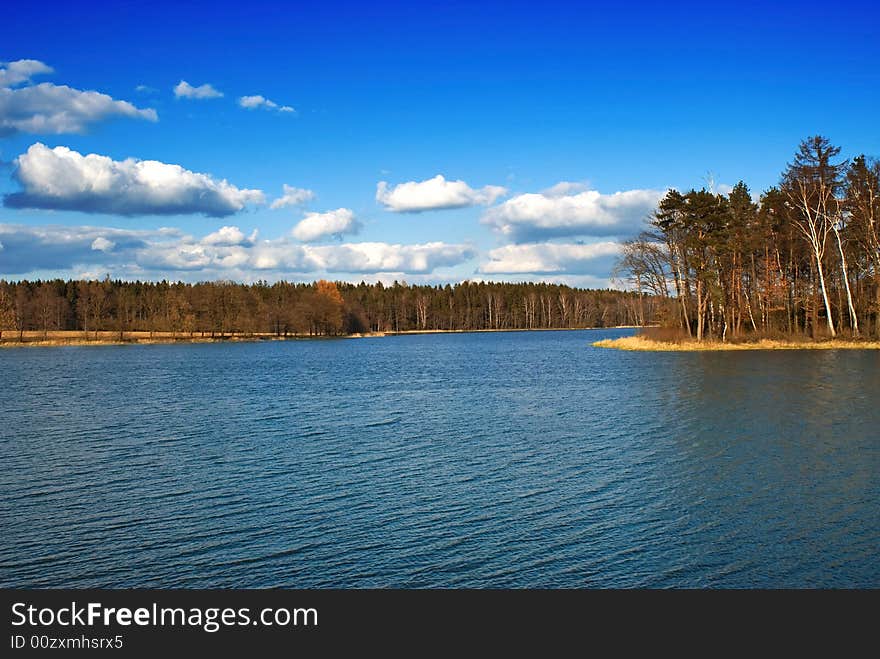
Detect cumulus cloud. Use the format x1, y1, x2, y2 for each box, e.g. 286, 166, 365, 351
91, 236, 115, 252
292, 208, 360, 242
300, 242, 475, 274
232, 241, 475, 274
479, 242, 622, 275
376, 175, 507, 213
0, 224, 168, 274
0, 59, 157, 136
270, 184, 315, 210
482, 187, 662, 242
0, 223, 474, 278
0, 59, 54, 87
202, 226, 257, 246
173, 80, 223, 99
238, 95, 294, 113
4, 143, 264, 217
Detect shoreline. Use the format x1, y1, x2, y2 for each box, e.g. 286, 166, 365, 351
0, 326, 638, 349
593, 335, 880, 351
369, 326, 643, 337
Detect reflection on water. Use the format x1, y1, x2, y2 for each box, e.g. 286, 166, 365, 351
0, 329, 877, 587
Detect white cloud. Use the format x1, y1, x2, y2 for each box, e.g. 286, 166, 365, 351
173, 80, 223, 99
482, 187, 662, 242
91, 236, 115, 252
202, 226, 256, 246
0, 224, 170, 274
292, 208, 360, 242
238, 95, 294, 113
0, 59, 54, 87
270, 184, 315, 209
0, 59, 157, 136
239, 95, 269, 109
0, 85, 158, 137
479, 242, 622, 275
5, 143, 264, 217
0, 223, 475, 279
301, 242, 475, 274
376, 175, 507, 212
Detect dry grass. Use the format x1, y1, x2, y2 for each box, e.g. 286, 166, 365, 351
0, 326, 644, 348
0, 330, 293, 348
593, 335, 880, 351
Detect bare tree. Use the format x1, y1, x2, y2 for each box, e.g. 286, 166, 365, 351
783, 137, 846, 337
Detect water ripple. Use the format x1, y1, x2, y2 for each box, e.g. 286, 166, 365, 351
1, 330, 878, 588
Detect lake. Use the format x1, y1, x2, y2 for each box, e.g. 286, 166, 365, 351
1, 328, 878, 588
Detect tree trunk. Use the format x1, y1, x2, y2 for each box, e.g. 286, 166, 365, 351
696, 279, 703, 341
815, 254, 836, 337
833, 226, 859, 335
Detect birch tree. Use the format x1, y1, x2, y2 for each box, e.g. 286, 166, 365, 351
783, 136, 845, 337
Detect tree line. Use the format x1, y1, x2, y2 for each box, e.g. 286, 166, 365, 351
0, 278, 653, 340
616, 136, 880, 340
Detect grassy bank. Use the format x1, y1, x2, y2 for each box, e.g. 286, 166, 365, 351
593, 335, 880, 351
379, 326, 641, 336
0, 330, 301, 348
0, 326, 635, 348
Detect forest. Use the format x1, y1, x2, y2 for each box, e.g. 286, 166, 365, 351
3, 135, 877, 344
616, 136, 880, 340
0, 278, 652, 340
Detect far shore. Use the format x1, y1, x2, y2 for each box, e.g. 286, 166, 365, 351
0, 326, 639, 349
0, 330, 277, 348
369, 326, 643, 337
593, 335, 880, 351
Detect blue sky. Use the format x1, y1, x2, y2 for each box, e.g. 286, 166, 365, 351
1, 0, 878, 286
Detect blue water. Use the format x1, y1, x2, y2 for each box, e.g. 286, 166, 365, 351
1, 328, 878, 588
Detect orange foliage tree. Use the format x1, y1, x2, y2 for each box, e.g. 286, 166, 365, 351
305, 280, 344, 335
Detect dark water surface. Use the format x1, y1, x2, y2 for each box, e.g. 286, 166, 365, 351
1, 329, 878, 587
